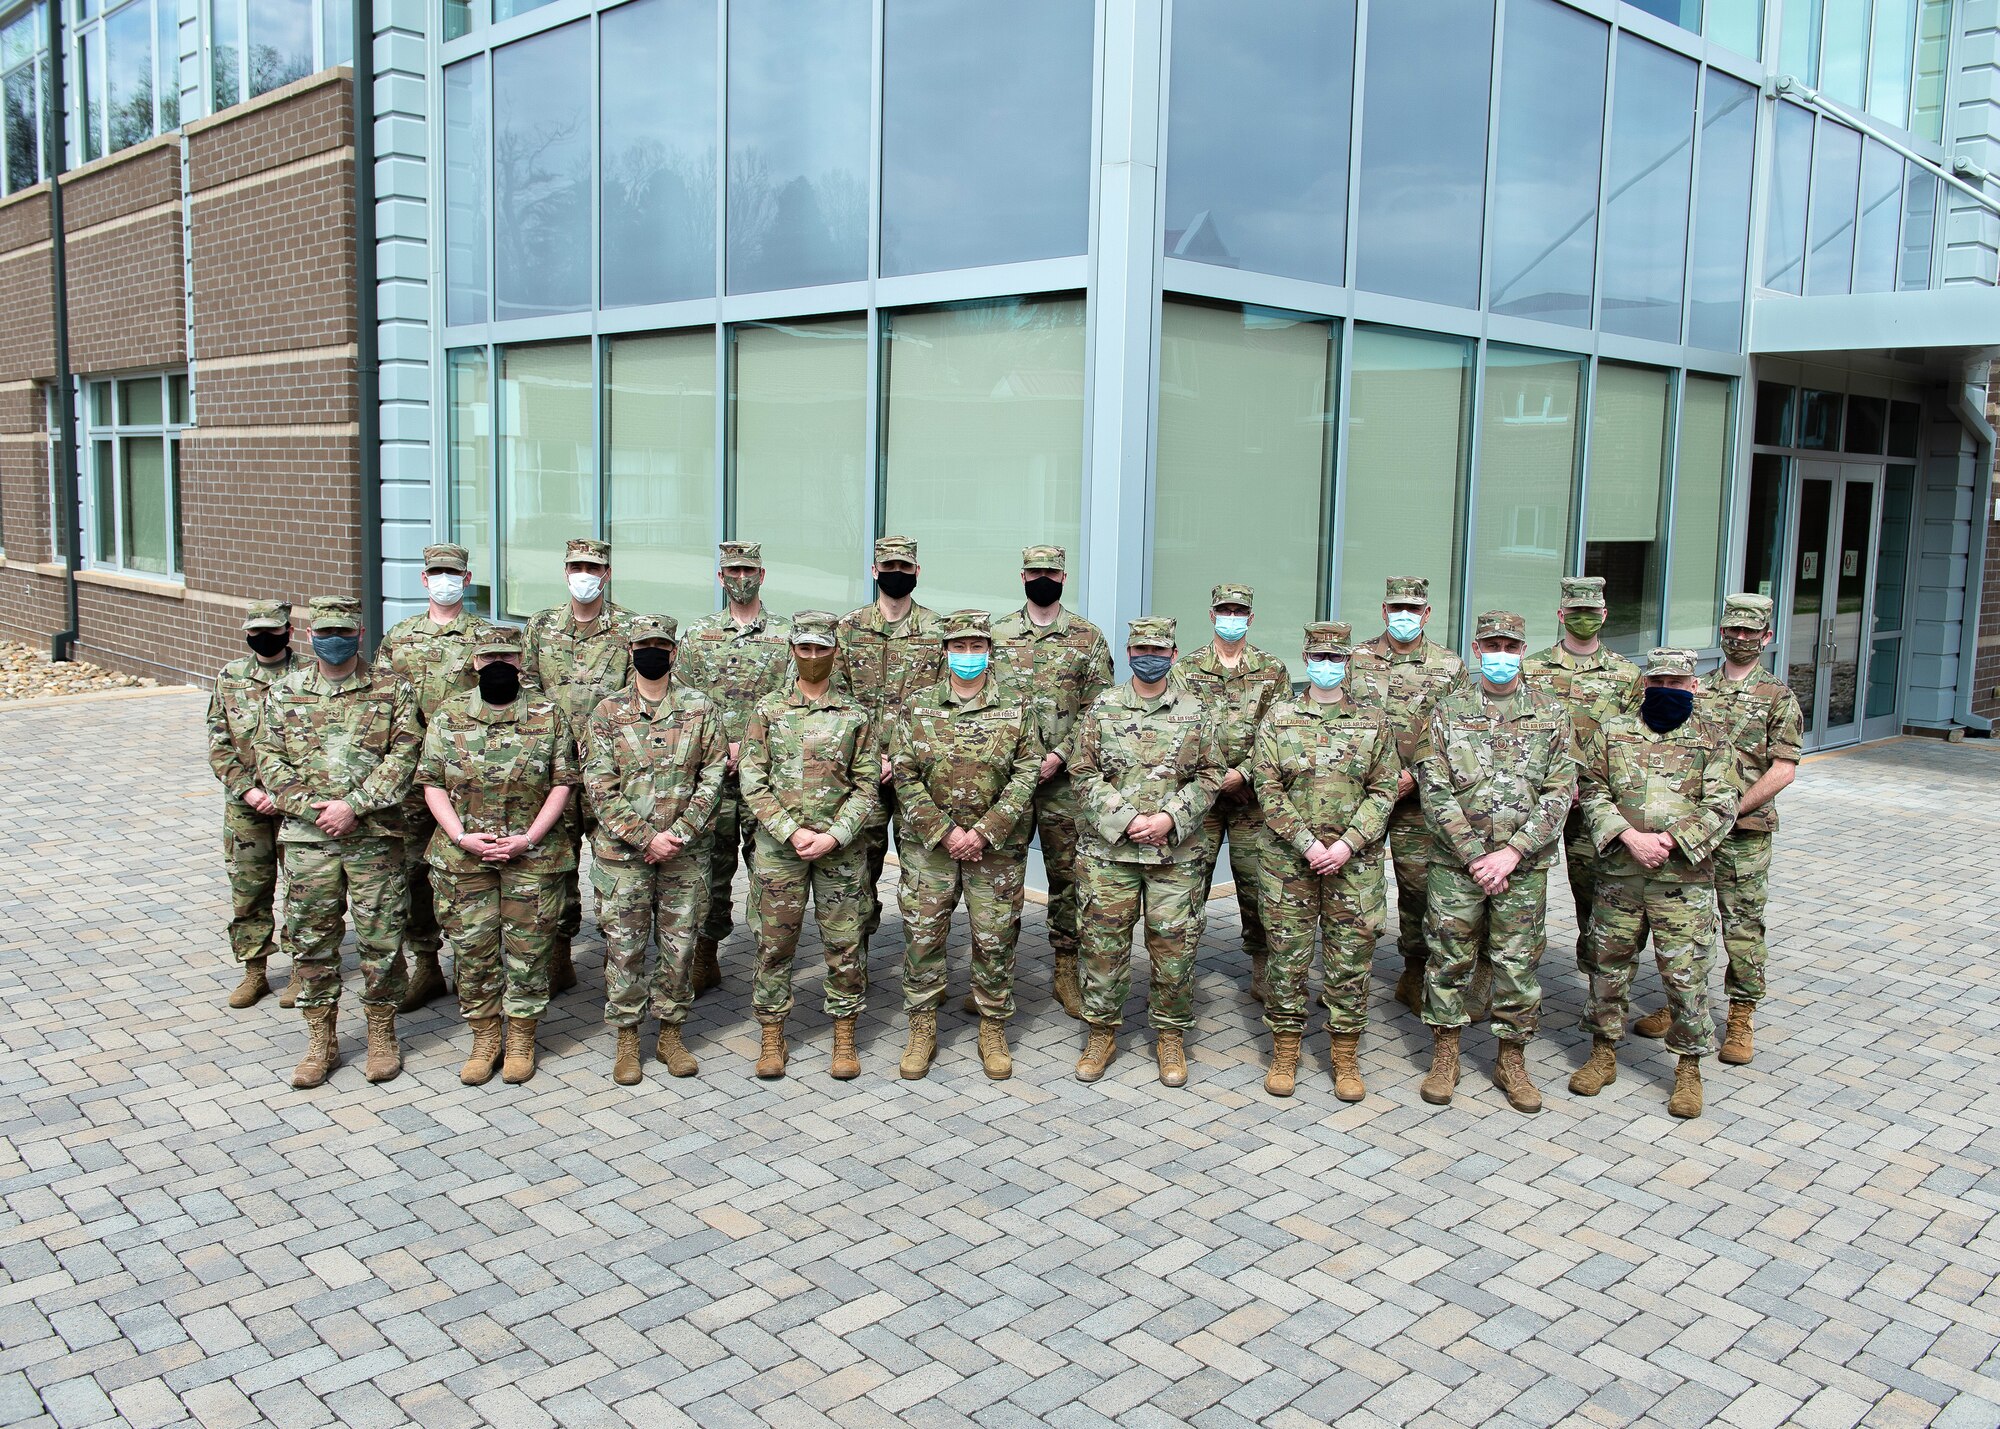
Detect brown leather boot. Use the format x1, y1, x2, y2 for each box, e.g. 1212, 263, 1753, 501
1155, 1030, 1188, 1088
1632, 1005, 1672, 1039
397, 950, 448, 1013
830, 1017, 860, 1079
1668, 1056, 1704, 1118
550, 938, 577, 995
228, 958, 271, 1009
1264, 1031, 1302, 1098
501, 1017, 538, 1084
977, 1018, 1011, 1080
654, 1024, 697, 1076
1568, 1037, 1618, 1096
363, 1005, 402, 1084
1419, 1027, 1460, 1105
1395, 957, 1425, 1014
613, 1027, 642, 1085
1075, 1024, 1116, 1081
1466, 959, 1493, 1023
1719, 1001, 1755, 1065
1053, 953, 1083, 1019
291, 1006, 339, 1088
755, 1022, 788, 1078
1492, 1041, 1541, 1113
691, 936, 721, 995
277, 971, 298, 1009
1328, 1032, 1365, 1103
461, 1017, 504, 1085
1250, 955, 1270, 1006
899, 1011, 938, 1080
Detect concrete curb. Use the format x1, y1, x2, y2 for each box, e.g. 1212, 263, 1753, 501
0, 684, 198, 713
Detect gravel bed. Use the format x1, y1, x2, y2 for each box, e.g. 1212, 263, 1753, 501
0, 640, 159, 703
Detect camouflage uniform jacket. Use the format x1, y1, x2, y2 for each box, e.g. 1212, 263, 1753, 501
522, 601, 634, 727
581, 685, 729, 864
739, 686, 878, 847
206, 653, 293, 799
417, 689, 581, 874
673, 607, 794, 746
1170, 642, 1293, 782
1698, 667, 1803, 835
373, 609, 483, 723
989, 604, 1114, 765
1521, 641, 1641, 739
1350, 634, 1466, 787
834, 601, 946, 722
1251, 695, 1401, 857
889, 679, 1044, 856
254, 665, 423, 845
1070, 682, 1227, 866
1576, 710, 1740, 882
1416, 682, 1577, 872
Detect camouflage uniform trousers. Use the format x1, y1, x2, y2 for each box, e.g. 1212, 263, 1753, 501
1562, 809, 1598, 969
1260, 843, 1383, 1036
1583, 873, 1719, 1058
222, 797, 282, 964
1715, 829, 1772, 1005
554, 799, 598, 945
593, 840, 711, 1028
896, 838, 1026, 1020
282, 836, 409, 1010
859, 782, 900, 942
399, 796, 443, 960
748, 830, 869, 1024
433, 865, 565, 1021
1385, 799, 1432, 959
1201, 795, 1269, 960
1077, 857, 1208, 1031
700, 779, 758, 943
1032, 772, 1084, 957
1420, 862, 1548, 1044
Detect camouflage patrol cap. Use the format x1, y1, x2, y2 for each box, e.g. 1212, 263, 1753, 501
473, 625, 525, 658
874, 535, 918, 564
939, 609, 994, 644
422, 543, 469, 573
242, 599, 292, 632
1472, 610, 1527, 642
790, 611, 840, 648
1644, 647, 1699, 678
1126, 616, 1176, 649
718, 541, 763, 569
1721, 592, 1775, 632
307, 597, 362, 632
1558, 575, 1607, 611
1303, 621, 1352, 657
1384, 576, 1430, 606
1021, 544, 1067, 571
564, 537, 611, 566
625, 614, 679, 646
1211, 583, 1255, 609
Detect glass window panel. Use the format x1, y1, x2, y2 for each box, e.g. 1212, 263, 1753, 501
601, 0, 716, 309
1852, 140, 1902, 294
726, 0, 869, 294
1623, 0, 1697, 31
106, 0, 155, 153
1341, 327, 1471, 646
1866, 0, 1915, 127
209, 0, 239, 109
1667, 375, 1733, 648
606, 330, 717, 619
1, 8, 34, 66
1887, 399, 1920, 457
3, 45, 42, 193
92, 439, 115, 562
447, 347, 493, 610
1354, 0, 1491, 309
1706, 0, 1762, 58
443, 57, 487, 327
1797, 388, 1840, 448
1741, 452, 1786, 601
1154, 300, 1332, 656
1688, 72, 1756, 351
1468, 347, 1583, 652
1486, 0, 1605, 328
1763, 102, 1813, 293
168, 373, 188, 424
494, 21, 590, 321
1874, 463, 1913, 634
1162, 0, 1353, 285
882, 296, 1087, 619
1819, 0, 1869, 108
443, 0, 472, 40
120, 435, 169, 574
80, 26, 101, 161
1843, 394, 1886, 454
167, 438, 181, 572
494, 0, 555, 22
498, 341, 594, 620
1583, 362, 1670, 655
322, 0, 350, 66
1600, 35, 1695, 343
119, 376, 161, 426
1778, 0, 1821, 83
90, 380, 111, 426
1899, 164, 1935, 290
1753, 381, 1793, 446
1912, 0, 1949, 142
730, 318, 868, 615
245, 0, 311, 99
154, 0, 175, 129
1865, 635, 1900, 717
1804, 120, 1861, 297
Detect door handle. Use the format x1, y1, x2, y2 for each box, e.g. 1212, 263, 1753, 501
1822, 619, 1837, 664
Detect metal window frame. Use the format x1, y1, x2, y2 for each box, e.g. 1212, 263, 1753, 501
78, 370, 189, 581
204, 0, 345, 115
67, 0, 174, 162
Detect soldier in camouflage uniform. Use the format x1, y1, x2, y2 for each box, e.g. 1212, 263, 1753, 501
889, 610, 1044, 1081
1569, 648, 1740, 1119
1521, 575, 1641, 983
584, 615, 728, 1084
418, 626, 579, 1087
674, 541, 792, 997
1414, 612, 1576, 1115
990, 544, 1113, 1018
1170, 583, 1291, 1005
1350, 576, 1465, 1012
255, 598, 423, 1089
206, 599, 298, 1009
522, 537, 633, 993
1633, 594, 1800, 1066
1070, 617, 1227, 1088
372, 542, 484, 1012
1250, 622, 1399, 1101
741, 612, 880, 1079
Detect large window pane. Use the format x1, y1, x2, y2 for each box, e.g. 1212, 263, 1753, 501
93, 438, 115, 562
1779, 0, 1822, 83
607, 330, 716, 619
1866, 0, 1915, 127
1741, 452, 1786, 601
1468, 347, 1583, 652
601, 0, 716, 309
1706, 0, 1763, 58
1583, 363, 1670, 655
1486, 0, 1605, 328
1354, 0, 1491, 309
443, 57, 487, 327
726, 0, 868, 294
121, 436, 170, 575
1623, 0, 1696, 31
494, 22, 590, 321
106, 0, 154, 153
1819, 0, 1870, 109
730, 319, 868, 615
246, 0, 312, 100
1154, 301, 1332, 656
1342, 327, 1471, 646
1804, 120, 1861, 297
1853, 140, 1903, 294
1900, 165, 1935, 290
447, 347, 493, 612
1913, 0, 1949, 142
1763, 102, 1813, 293
499, 342, 594, 619
882, 0, 1092, 277
882, 297, 1086, 618
1688, 73, 1756, 351
1162, 0, 1353, 285
1601, 36, 1695, 343
210, 0, 239, 109
154, 0, 175, 130
1667, 376, 1733, 648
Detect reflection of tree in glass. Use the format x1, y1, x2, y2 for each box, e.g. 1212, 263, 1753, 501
496, 107, 589, 310
4, 72, 40, 191
109, 71, 154, 152
728, 149, 865, 287
603, 141, 714, 300
250, 42, 309, 98
213, 61, 240, 110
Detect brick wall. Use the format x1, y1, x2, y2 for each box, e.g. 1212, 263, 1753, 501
1977, 374, 2000, 723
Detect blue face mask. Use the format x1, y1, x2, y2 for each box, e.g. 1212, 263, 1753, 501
1129, 653, 1173, 684
1479, 651, 1522, 686
1305, 659, 1347, 690
1386, 611, 1424, 643
1213, 614, 1250, 643
947, 651, 989, 680
311, 632, 361, 666
1640, 685, 1696, 732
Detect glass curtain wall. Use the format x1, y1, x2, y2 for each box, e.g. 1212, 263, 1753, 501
606, 331, 715, 618
2, 1, 50, 195
1600, 35, 1696, 343
1467, 347, 1584, 651
1584, 363, 1672, 655
447, 349, 493, 610
498, 342, 594, 619
209, 0, 352, 112
74, 0, 178, 162
600, 0, 716, 308
1667, 375, 1734, 647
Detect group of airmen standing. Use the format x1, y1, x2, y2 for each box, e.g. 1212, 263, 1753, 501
205, 534, 1801, 1120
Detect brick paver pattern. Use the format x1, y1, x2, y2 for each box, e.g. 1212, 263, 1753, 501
1, 690, 1997, 1428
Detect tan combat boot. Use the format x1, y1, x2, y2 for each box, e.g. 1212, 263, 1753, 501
363, 1005, 402, 1084
550, 937, 578, 995
1249, 955, 1270, 1006
290, 1006, 340, 1088
691, 936, 721, 995
1264, 1031, 1302, 1098
1719, 1001, 1755, 1065
899, 1011, 938, 1080
461, 1017, 504, 1086
397, 949, 448, 1012
613, 1027, 642, 1085
1668, 1056, 1704, 1118
229, 958, 271, 1009
1155, 1030, 1188, 1088
1394, 957, 1426, 1014
977, 1018, 1011, 1080
1492, 1041, 1541, 1114
960, 991, 979, 1016
755, 1022, 788, 1079
1419, 1027, 1460, 1105
1632, 1005, 1672, 1039
1075, 1025, 1117, 1081
1053, 953, 1083, 1019
277, 970, 299, 1009
1568, 1037, 1618, 1096
501, 1017, 538, 1084
1466, 959, 1493, 1023
1328, 1032, 1365, 1103
830, 1017, 860, 1079
656, 1025, 698, 1077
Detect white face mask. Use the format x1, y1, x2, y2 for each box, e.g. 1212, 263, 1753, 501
567, 571, 605, 603
425, 572, 466, 607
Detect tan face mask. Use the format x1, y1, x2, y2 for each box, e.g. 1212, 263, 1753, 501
794, 650, 836, 682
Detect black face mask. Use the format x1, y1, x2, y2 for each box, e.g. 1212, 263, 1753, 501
875, 571, 918, 600
245, 630, 291, 658
1639, 686, 1694, 733
478, 662, 521, 704
631, 647, 673, 681
1023, 576, 1063, 607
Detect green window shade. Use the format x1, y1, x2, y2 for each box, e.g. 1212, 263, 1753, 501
1667, 376, 1733, 648
447, 348, 493, 610
1584, 362, 1671, 653
882, 296, 1086, 619
607, 330, 716, 621
499, 341, 595, 620
1468, 347, 1582, 650
120, 435, 169, 575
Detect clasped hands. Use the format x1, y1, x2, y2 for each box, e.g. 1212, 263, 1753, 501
1618, 827, 1675, 870
1467, 845, 1522, 895
458, 828, 539, 863
1124, 812, 1175, 848
789, 828, 839, 861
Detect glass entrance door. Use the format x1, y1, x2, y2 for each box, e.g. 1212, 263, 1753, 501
1787, 461, 1883, 751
